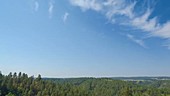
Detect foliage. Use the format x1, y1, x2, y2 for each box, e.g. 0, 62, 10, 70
0, 72, 170, 96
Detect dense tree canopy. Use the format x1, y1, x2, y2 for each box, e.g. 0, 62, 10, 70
0, 72, 170, 96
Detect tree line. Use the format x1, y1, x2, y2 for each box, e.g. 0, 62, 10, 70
0, 72, 170, 96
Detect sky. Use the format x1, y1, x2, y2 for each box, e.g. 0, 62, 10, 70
0, 0, 170, 77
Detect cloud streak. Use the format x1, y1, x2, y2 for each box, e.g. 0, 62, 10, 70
34, 1, 39, 12
69, 0, 170, 49
63, 12, 69, 23
48, 1, 54, 19
70, 0, 102, 11
126, 34, 147, 48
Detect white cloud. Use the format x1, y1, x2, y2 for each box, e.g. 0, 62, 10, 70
69, 0, 170, 49
131, 10, 159, 32
34, 1, 39, 12
63, 12, 69, 23
104, 0, 136, 20
154, 22, 170, 38
126, 34, 147, 48
131, 10, 170, 40
70, 0, 102, 11
48, 1, 54, 19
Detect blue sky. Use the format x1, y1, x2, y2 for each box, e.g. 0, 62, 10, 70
0, 0, 170, 77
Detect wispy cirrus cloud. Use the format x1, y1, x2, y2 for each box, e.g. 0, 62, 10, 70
33, 1, 39, 12
63, 12, 69, 23
70, 0, 102, 11
126, 34, 147, 48
69, 0, 170, 49
32, 0, 55, 19
48, 0, 55, 19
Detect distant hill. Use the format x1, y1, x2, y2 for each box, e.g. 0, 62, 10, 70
111, 77, 170, 81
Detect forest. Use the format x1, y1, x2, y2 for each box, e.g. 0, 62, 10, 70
0, 72, 170, 96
